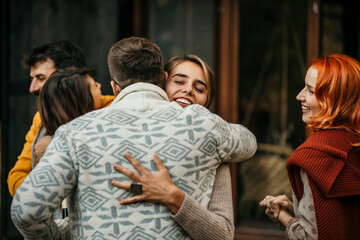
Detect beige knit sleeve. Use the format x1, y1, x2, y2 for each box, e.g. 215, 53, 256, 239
172, 163, 234, 240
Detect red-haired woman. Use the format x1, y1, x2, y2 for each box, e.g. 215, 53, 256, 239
260, 54, 360, 239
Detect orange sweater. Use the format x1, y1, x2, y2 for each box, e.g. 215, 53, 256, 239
7, 95, 114, 196
287, 129, 360, 240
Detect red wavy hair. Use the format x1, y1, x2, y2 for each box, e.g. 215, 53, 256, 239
307, 54, 360, 140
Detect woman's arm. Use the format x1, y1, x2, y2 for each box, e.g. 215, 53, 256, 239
33, 135, 52, 167
112, 153, 234, 240
173, 163, 234, 240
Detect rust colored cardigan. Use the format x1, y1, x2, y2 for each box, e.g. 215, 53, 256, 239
287, 129, 360, 240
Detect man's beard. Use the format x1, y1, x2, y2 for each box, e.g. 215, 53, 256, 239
32, 91, 40, 96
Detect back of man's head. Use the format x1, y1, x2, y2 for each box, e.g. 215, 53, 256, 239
107, 37, 165, 89
22, 40, 87, 69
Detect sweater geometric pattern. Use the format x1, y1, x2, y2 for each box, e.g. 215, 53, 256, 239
11, 83, 256, 239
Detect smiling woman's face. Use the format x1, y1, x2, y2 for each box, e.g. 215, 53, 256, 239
296, 66, 321, 123
165, 61, 209, 108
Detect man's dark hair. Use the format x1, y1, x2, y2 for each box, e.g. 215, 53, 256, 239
107, 37, 165, 89
22, 40, 87, 69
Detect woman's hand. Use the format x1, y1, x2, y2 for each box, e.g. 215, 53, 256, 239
260, 195, 294, 226
260, 195, 293, 217
111, 152, 185, 214
33, 135, 52, 167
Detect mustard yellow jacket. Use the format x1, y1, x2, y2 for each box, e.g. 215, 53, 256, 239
7, 95, 115, 196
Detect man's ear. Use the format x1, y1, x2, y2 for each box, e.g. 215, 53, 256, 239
110, 80, 121, 96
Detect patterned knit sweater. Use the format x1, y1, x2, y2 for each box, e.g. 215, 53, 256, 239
11, 83, 256, 240
286, 129, 360, 240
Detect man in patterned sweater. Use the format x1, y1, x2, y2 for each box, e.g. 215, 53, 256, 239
11, 37, 256, 239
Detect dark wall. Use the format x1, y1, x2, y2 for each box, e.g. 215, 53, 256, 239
1, 0, 134, 238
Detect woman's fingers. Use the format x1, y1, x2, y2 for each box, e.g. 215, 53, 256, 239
259, 199, 268, 207
124, 152, 148, 174
259, 195, 282, 218
111, 179, 131, 190
279, 200, 290, 208
119, 195, 144, 205
152, 153, 166, 171
259, 195, 273, 207
113, 163, 141, 182
278, 199, 294, 213
111, 180, 145, 204
265, 207, 274, 216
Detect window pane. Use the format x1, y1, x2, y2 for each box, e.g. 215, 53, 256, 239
147, 0, 215, 67
237, 0, 307, 230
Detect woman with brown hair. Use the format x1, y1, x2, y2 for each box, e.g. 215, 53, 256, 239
32, 67, 103, 166
260, 54, 360, 239
27, 67, 105, 239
